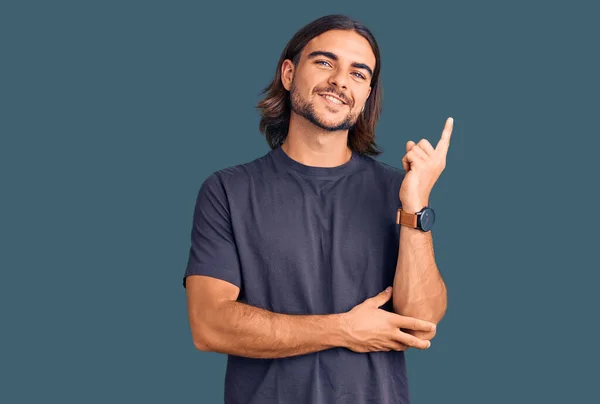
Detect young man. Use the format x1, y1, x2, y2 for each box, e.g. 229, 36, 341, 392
183, 14, 451, 404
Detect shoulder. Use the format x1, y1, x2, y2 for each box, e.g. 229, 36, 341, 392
354, 154, 405, 210
355, 152, 406, 186
200, 150, 273, 194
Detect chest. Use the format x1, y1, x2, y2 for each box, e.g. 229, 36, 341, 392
230, 178, 400, 310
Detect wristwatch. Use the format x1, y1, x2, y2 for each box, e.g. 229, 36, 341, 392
396, 206, 436, 232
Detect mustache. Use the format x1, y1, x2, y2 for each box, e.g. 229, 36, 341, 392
314, 87, 353, 107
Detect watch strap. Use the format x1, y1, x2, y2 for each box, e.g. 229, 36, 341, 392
396, 208, 418, 228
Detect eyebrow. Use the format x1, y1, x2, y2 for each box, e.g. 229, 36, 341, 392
306, 50, 374, 78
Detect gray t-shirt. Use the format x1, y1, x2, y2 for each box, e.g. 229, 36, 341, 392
183, 145, 410, 404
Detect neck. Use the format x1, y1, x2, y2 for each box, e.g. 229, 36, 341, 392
281, 112, 352, 168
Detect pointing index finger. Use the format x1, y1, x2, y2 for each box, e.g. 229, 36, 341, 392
435, 117, 454, 154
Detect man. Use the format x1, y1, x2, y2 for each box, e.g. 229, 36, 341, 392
183, 14, 451, 404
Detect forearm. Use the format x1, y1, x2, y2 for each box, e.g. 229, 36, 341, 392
195, 300, 347, 359
392, 226, 447, 329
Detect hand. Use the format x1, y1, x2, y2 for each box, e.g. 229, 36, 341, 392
399, 117, 453, 213
341, 287, 436, 353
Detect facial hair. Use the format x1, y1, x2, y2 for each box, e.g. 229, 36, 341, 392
289, 81, 360, 132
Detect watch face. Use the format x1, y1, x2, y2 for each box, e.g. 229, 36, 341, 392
419, 208, 435, 231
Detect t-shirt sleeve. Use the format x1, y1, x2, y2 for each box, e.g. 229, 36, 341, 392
182, 172, 242, 289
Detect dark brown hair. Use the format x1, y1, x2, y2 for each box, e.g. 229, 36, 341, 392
257, 14, 383, 156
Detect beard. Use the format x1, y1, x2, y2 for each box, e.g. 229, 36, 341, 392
289, 81, 360, 132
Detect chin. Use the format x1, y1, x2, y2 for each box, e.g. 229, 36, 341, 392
318, 110, 346, 123
325, 121, 348, 129
314, 116, 346, 129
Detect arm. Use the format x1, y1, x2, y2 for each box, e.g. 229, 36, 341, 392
392, 117, 454, 339
186, 275, 436, 358
392, 226, 447, 340
186, 275, 347, 359
184, 172, 435, 357
182, 174, 344, 358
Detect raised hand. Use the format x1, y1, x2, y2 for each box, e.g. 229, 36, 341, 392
341, 287, 436, 352
399, 117, 453, 213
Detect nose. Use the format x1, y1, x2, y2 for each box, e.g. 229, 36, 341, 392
328, 68, 348, 90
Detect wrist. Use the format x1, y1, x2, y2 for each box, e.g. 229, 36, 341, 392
400, 202, 428, 214
396, 204, 436, 232
334, 312, 353, 349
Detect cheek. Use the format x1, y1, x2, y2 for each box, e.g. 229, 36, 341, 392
353, 91, 370, 112
358, 88, 371, 104
300, 72, 329, 95
294, 77, 317, 99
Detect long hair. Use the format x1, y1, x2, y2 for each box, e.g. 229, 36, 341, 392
257, 14, 383, 156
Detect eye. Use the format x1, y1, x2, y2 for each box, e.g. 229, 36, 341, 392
316, 60, 332, 67
352, 72, 366, 80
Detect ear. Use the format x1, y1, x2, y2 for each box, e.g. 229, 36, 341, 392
367, 86, 372, 99
281, 59, 294, 91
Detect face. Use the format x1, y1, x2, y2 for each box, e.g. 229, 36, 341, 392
281, 29, 375, 132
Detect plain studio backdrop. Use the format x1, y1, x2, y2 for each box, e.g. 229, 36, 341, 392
1, 1, 598, 403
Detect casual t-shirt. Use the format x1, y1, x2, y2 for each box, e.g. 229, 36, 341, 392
183, 145, 410, 404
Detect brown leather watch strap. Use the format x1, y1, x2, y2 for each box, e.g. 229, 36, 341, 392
396, 208, 418, 228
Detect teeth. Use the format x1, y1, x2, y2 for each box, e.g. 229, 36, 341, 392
324, 95, 343, 104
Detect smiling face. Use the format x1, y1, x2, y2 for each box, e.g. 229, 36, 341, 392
281, 29, 376, 132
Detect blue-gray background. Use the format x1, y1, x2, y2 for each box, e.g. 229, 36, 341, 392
1, 0, 598, 403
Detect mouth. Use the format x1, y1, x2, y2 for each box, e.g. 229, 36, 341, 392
319, 93, 347, 106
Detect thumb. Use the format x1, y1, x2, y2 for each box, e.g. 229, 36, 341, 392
402, 141, 415, 171
401, 155, 410, 172
402, 140, 415, 171
369, 286, 393, 307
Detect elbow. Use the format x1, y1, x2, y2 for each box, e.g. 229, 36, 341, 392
188, 300, 233, 353
192, 325, 222, 352
192, 326, 211, 351
190, 315, 221, 352
393, 298, 447, 340
396, 285, 447, 323
191, 324, 210, 351
193, 337, 213, 352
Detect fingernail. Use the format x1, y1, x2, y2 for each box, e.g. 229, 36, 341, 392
430, 324, 436, 331
427, 341, 431, 348
385, 287, 392, 293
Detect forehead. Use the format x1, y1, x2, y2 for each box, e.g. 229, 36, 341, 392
301, 29, 376, 69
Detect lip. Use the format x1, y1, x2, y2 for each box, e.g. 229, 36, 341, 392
319, 93, 347, 105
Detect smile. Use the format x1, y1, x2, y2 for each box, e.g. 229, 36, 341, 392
319, 94, 347, 105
